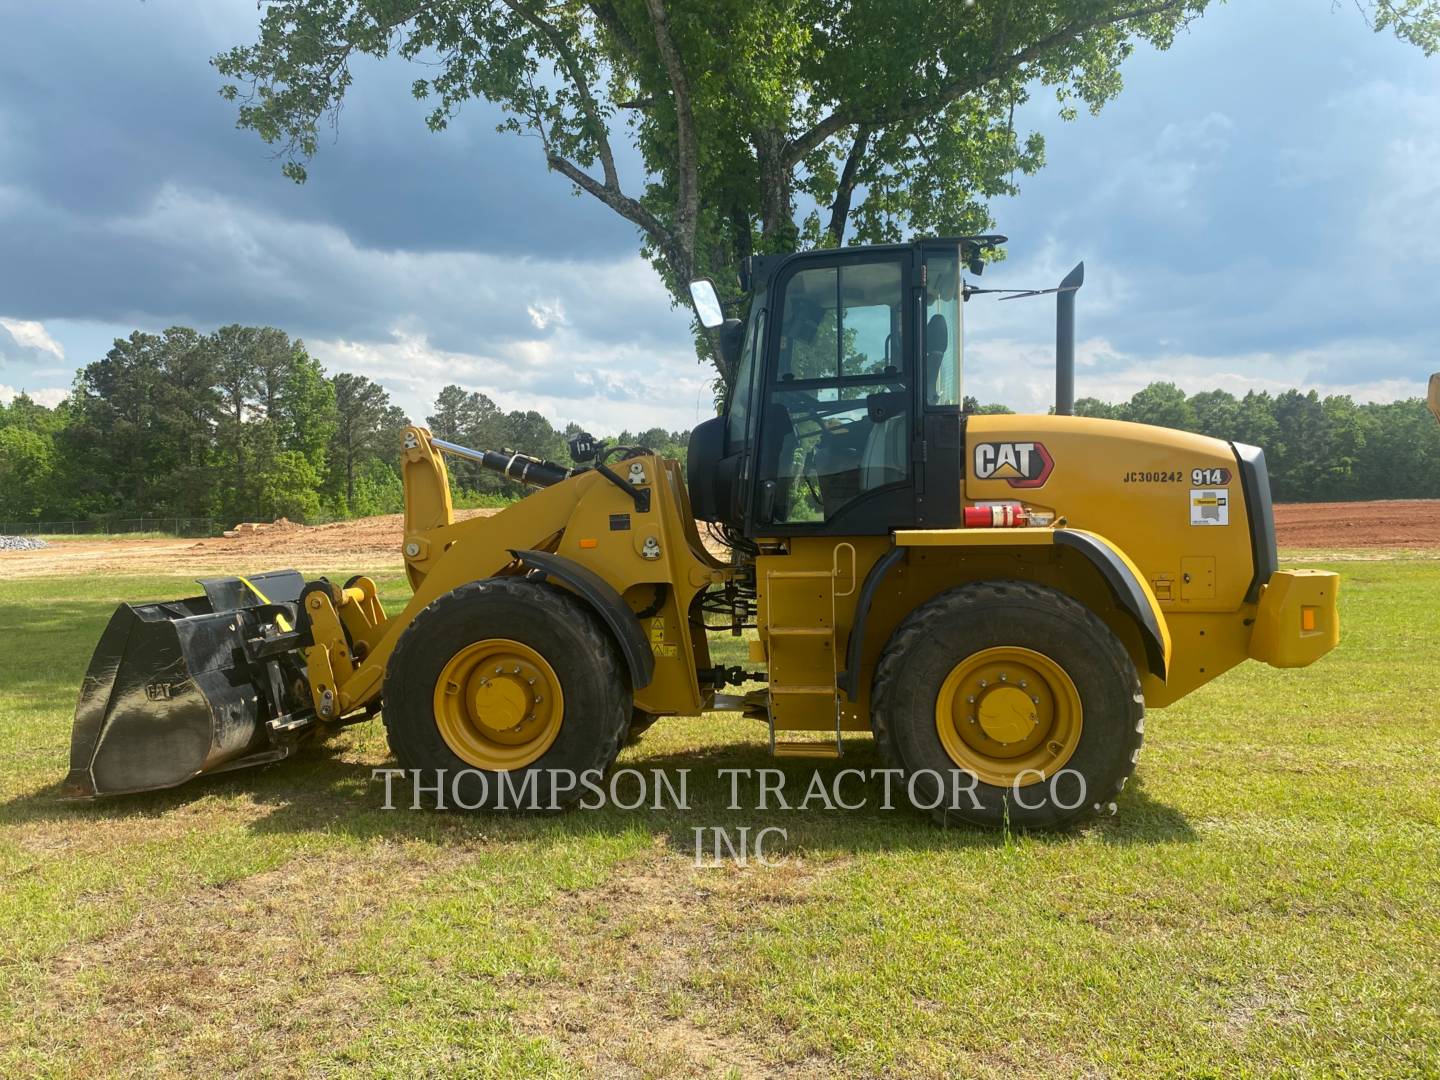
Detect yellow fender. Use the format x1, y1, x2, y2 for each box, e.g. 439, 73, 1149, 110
889, 526, 1172, 680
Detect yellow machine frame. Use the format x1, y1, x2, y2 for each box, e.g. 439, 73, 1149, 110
302, 423, 1338, 745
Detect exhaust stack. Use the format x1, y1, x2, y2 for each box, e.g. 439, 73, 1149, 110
1055, 261, 1085, 416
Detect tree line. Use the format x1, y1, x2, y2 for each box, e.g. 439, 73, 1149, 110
0, 326, 1433, 525
0, 326, 688, 525
1049, 382, 1437, 502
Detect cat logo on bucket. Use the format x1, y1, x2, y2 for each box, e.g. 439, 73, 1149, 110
972, 441, 1054, 488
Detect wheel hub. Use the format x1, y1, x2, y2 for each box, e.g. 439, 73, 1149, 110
934, 646, 1083, 786
977, 685, 1038, 744
433, 639, 563, 769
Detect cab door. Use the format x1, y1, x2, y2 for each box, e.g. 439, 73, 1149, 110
749, 249, 918, 536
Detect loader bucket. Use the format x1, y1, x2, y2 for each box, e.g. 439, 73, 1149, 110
62, 570, 315, 798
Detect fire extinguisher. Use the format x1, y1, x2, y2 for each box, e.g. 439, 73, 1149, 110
964, 503, 1028, 528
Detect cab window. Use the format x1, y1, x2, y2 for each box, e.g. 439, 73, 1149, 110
924, 251, 962, 406
726, 300, 764, 448
759, 259, 909, 525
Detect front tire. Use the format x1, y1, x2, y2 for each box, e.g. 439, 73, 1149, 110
383, 577, 630, 810
872, 581, 1144, 829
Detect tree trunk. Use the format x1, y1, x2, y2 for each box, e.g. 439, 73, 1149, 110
827, 125, 871, 245
755, 131, 796, 251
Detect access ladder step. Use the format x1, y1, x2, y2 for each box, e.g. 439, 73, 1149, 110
767, 626, 832, 636
772, 741, 843, 760
768, 685, 835, 696
765, 570, 836, 579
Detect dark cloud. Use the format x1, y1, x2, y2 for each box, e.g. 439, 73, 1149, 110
0, 0, 640, 258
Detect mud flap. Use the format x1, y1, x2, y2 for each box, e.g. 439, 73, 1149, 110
62, 570, 315, 798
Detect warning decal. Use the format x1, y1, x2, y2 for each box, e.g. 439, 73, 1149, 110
1189, 488, 1229, 526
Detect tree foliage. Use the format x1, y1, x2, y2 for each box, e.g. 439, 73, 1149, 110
213, 1, 1440, 388
0, 327, 395, 525
1084, 380, 1440, 501
213, 0, 1220, 386
426, 383, 688, 502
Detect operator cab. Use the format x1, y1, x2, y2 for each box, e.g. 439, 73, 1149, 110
688, 236, 1003, 535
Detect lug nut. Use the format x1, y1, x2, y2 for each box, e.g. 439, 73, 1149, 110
999, 673, 1007, 682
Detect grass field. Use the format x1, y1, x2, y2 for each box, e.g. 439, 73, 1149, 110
1, 558, 1437, 1077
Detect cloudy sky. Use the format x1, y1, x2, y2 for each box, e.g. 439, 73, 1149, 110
1, 0, 1436, 431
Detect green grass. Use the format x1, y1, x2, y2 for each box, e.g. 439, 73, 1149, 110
0, 560, 1436, 1077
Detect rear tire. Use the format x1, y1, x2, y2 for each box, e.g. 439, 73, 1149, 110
383, 577, 630, 810
872, 581, 1144, 829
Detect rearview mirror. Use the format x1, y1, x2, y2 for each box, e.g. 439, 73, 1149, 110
688, 279, 725, 328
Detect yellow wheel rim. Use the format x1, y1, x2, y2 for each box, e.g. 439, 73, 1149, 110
432, 639, 564, 770
934, 646, 1082, 786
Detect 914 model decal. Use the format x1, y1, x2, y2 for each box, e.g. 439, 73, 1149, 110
1192, 467, 1232, 485
973, 441, 1054, 488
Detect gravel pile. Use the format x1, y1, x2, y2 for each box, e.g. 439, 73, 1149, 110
0, 535, 48, 551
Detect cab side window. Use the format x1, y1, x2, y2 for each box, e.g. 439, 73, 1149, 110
924, 252, 962, 406
760, 259, 909, 525
726, 301, 765, 448
777, 263, 903, 382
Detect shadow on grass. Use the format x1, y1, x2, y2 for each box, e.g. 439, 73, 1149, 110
3, 725, 1195, 855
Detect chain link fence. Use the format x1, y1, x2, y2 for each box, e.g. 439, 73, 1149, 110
0, 517, 222, 538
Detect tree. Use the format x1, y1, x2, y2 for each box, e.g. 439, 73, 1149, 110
1121, 381, 1195, 431
151, 326, 221, 517
0, 425, 55, 521
255, 449, 324, 521
1188, 389, 1239, 440
274, 348, 339, 471
1072, 396, 1117, 419
329, 372, 408, 512
1232, 390, 1279, 453
68, 331, 175, 514
210, 324, 262, 514
1269, 389, 1334, 500
213, 1, 1220, 387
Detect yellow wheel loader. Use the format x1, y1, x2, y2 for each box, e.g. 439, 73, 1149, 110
63, 237, 1340, 827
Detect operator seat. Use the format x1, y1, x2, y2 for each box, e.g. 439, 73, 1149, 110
925, 313, 950, 404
